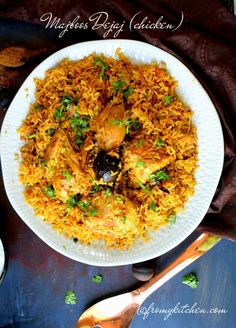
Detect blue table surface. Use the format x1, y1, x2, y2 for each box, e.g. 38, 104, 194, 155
0, 204, 236, 328
0, 2, 236, 326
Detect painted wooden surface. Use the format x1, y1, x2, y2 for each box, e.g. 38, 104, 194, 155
0, 203, 235, 328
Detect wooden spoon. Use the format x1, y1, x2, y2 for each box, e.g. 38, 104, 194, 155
0, 46, 50, 67
76, 233, 221, 328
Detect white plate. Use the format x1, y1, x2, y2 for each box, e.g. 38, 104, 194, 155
0, 239, 6, 283
0, 40, 224, 266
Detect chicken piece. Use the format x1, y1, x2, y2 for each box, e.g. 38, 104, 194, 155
94, 102, 126, 151
45, 130, 65, 161
45, 129, 91, 201
124, 141, 174, 184
80, 135, 94, 171
84, 192, 140, 240
52, 174, 89, 201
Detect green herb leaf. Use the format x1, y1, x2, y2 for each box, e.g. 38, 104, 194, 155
63, 171, 73, 180
46, 128, 55, 136
167, 214, 176, 225
54, 108, 64, 120
136, 159, 146, 168
105, 187, 112, 196
78, 200, 90, 212
70, 113, 89, 145
41, 160, 47, 169
112, 79, 126, 91
65, 290, 77, 304
67, 194, 79, 208
137, 180, 150, 193
116, 195, 124, 202
156, 138, 165, 147
182, 272, 199, 289
28, 133, 38, 139
75, 131, 83, 145
155, 170, 169, 181
163, 95, 173, 105
61, 95, 77, 108
92, 274, 103, 284
89, 208, 97, 217
122, 216, 127, 223
123, 86, 134, 99
132, 119, 141, 130
109, 119, 123, 127
150, 201, 156, 212
109, 118, 131, 134
91, 179, 102, 193
94, 57, 109, 79
45, 185, 55, 197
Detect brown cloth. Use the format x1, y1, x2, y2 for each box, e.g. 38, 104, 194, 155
0, 0, 236, 240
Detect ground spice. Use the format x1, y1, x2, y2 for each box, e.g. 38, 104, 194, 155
0, 47, 26, 67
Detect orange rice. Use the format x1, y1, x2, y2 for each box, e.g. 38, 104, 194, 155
18, 49, 197, 249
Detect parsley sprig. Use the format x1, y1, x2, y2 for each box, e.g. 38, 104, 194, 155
54, 95, 78, 120
109, 118, 131, 134
70, 112, 90, 145
182, 272, 199, 289
45, 185, 55, 197
94, 57, 109, 79
65, 290, 77, 305
149, 170, 169, 183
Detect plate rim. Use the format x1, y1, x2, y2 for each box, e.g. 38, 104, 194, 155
0, 39, 224, 266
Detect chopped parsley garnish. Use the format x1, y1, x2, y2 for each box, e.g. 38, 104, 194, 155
89, 208, 97, 217
132, 119, 141, 130
94, 57, 109, 79
156, 138, 165, 147
109, 119, 124, 127
116, 195, 124, 202
41, 160, 47, 169
67, 194, 79, 208
122, 216, 127, 223
149, 170, 169, 182
64, 290, 77, 305
54, 95, 78, 121
78, 200, 90, 212
70, 112, 90, 145
61, 95, 77, 108
63, 171, 73, 180
92, 274, 103, 284
167, 214, 176, 225
163, 95, 173, 105
136, 159, 146, 168
109, 118, 131, 134
182, 272, 199, 289
137, 180, 150, 193
91, 179, 102, 193
45, 184, 55, 197
46, 128, 55, 136
105, 187, 112, 196
123, 86, 134, 99
54, 108, 64, 120
150, 201, 156, 212
112, 79, 126, 91
28, 133, 38, 139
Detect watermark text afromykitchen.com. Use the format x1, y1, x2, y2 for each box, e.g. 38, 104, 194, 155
39, 11, 184, 38
137, 302, 228, 321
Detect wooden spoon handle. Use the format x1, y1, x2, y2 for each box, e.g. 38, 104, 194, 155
134, 233, 221, 303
